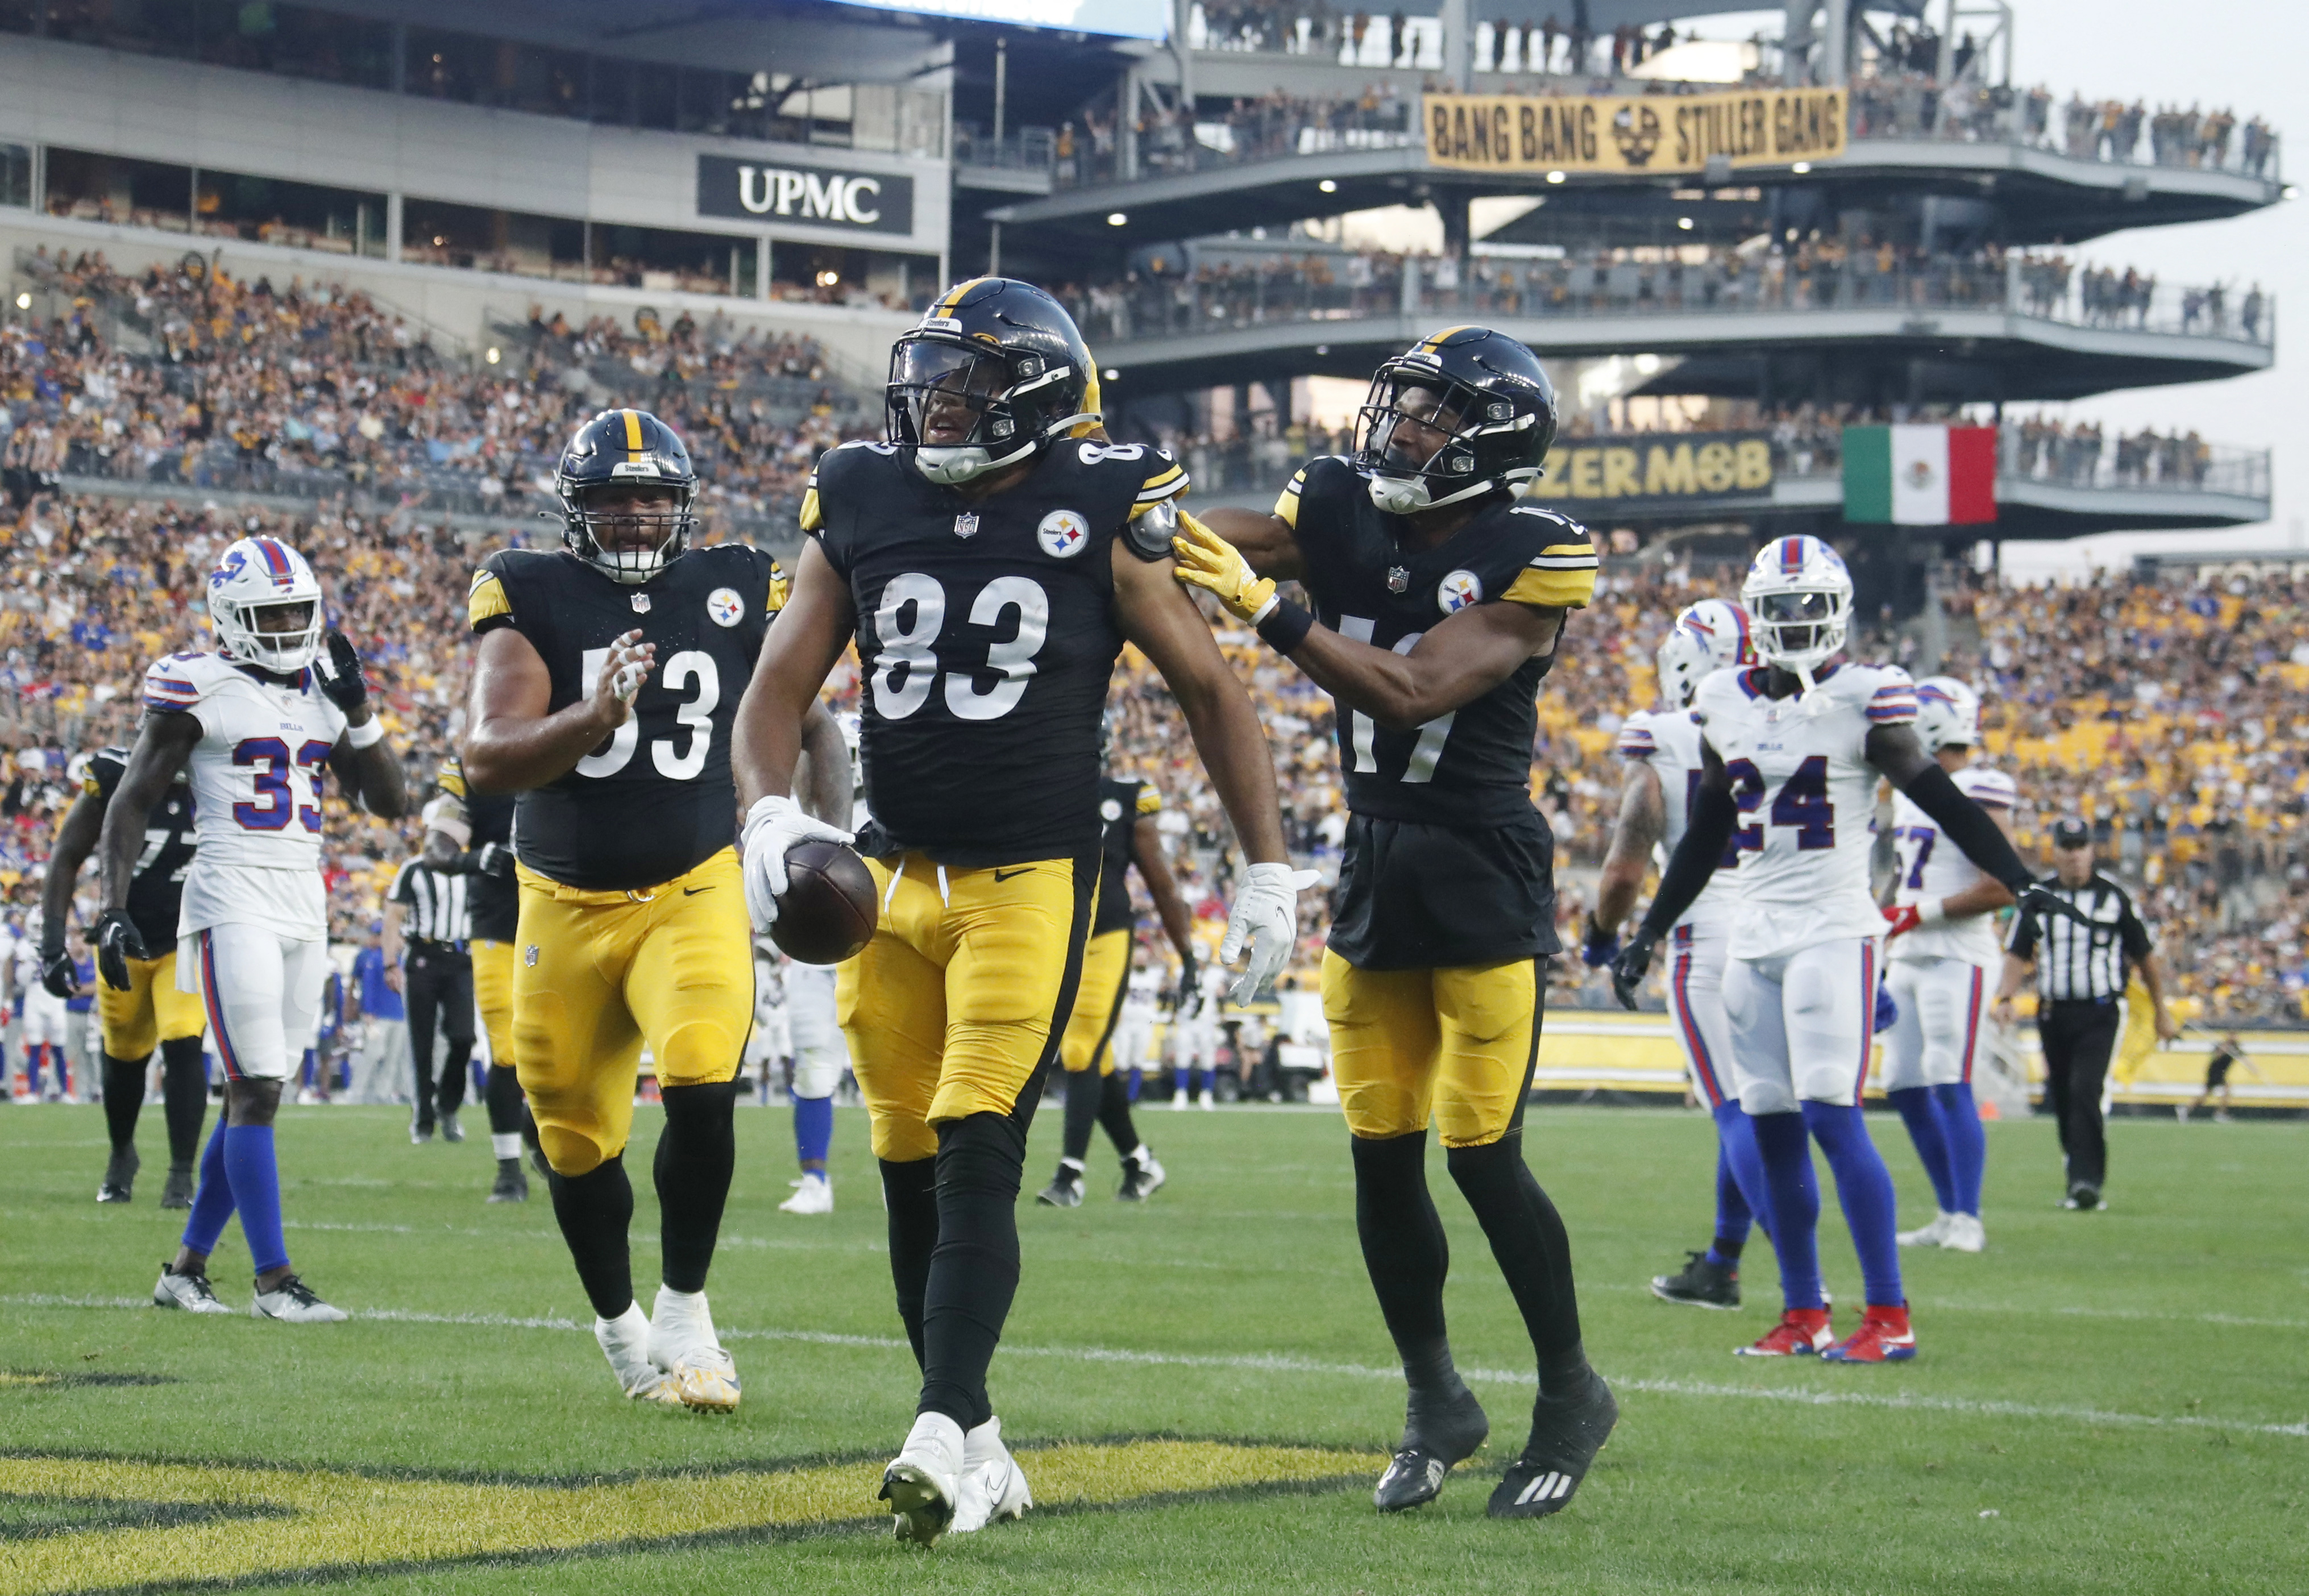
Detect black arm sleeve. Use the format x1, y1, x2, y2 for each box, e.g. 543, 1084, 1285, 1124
2118, 898, 2154, 961
1901, 763, 2032, 893
1637, 782, 1737, 938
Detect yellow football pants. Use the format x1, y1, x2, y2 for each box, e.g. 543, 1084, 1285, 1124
512, 849, 751, 1176
97, 949, 206, 1061
836, 851, 1093, 1162
1322, 950, 1544, 1148
1058, 929, 1132, 1077
471, 939, 515, 1070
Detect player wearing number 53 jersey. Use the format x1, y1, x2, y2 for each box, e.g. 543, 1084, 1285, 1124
1613, 535, 2083, 1365
103, 535, 408, 1323
463, 407, 848, 1416
1182, 326, 1615, 1523
733, 278, 1299, 1546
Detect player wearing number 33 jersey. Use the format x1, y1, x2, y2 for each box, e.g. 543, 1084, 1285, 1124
463, 406, 844, 1418
732, 278, 1299, 1545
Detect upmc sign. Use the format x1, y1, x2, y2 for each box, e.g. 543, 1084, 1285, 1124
696, 155, 915, 236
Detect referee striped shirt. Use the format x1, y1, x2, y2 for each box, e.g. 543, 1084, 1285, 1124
387, 858, 470, 949
2005, 872, 2153, 1003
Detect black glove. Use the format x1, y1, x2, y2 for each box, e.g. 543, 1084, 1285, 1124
315, 627, 370, 714
1176, 951, 1199, 1008
2016, 881, 2097, 930
39, 947, 78, 1000
474, 841, 516, 880
1609, 927, 1660, 1012
1580, 914, 1621, 970
93, 909, 149, 992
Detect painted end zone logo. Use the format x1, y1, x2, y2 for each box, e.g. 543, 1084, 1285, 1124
697, 155, 915, 236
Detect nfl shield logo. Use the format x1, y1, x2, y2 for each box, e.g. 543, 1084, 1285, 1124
1386, 566, 1410, 594
954, 512, 980, 540
630, 593, 651, 614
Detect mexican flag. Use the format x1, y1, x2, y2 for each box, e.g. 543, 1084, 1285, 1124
1842, 425, 1997, 525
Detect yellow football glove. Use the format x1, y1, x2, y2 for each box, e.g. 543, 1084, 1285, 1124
1172, 510, 1278, 625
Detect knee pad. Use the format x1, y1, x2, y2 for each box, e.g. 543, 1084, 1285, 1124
654, 1020, 742, 1088
935, 1111, 1025, 1199
791, 1048, 844, 1101
538, 1123, 608, 1178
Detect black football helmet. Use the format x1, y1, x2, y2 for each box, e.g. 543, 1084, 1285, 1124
886, 277, 1100, 485
1354, 326, 1558, 515
555, 408, 699, 584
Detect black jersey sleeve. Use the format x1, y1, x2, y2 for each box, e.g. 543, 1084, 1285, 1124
85, 748, 127, 804
798, 440, 898, 580
469, 557, 517, 635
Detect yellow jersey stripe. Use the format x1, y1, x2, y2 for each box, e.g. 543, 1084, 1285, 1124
1272, 472, 1306, 528
1135, 786, 1162, 816
1503, 565, 1597, 609
767, 562, 790, 613
621, 409, 643, 452
798, 487, 823, 535
468, 570, 513, 628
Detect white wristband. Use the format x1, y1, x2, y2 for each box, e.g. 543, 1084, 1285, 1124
1916, 897, 1947, 928
344, 716, 384, 749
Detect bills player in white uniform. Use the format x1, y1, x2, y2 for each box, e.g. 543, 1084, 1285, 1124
1612, 537, 2078, 1362
1115, 950, 1163, 1099
101, 535, 407, 1320
1169, 944, 1221, 1110
1588, 601, 1777, 1310
1880, 678, 2015, 1254
778, 710, 859, 1216
14, 917, 74, 1099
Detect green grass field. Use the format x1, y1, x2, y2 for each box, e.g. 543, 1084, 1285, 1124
3, 1099, 2303, 1594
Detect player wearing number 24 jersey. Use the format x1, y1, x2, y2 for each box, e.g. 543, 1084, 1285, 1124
732, 278, 1299, 1547
463, 406, 846, 1418
1182, 326, 1616, 1524
1613, 534, 2083, 1365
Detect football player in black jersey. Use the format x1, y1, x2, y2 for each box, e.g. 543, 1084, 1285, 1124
731, 278, 1305, 1545
462, 408, 846, 1414
1035, 754, 1196, 1208
1177, 326, 1616, 1520
41, 745, 206, 1206
425, 755, 539, 1202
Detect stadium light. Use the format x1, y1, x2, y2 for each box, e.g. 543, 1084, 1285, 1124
1102, 367, 1119, 380
815, 269, 840, 288
1792, 161, 1813, 174
1546, 170, 1567, 184
12, 292, 27, 310
1107, 211, 1128, 226
485, 347, 501, 365
1677, 217, 1695, 230
1318, 180, 1338, 194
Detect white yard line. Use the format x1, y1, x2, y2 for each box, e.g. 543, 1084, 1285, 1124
10, 1295, 2303, 1440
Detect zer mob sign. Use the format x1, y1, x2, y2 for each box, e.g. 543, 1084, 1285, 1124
696, 155, 916, 236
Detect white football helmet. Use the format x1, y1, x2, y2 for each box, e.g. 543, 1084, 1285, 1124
1914, 676, 1982, 752
1741, 535, 1852, 682
1655, 600, 1757, 708
207, 535, 325, 674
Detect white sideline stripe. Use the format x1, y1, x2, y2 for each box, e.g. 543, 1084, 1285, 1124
13, 1296, 2304, 1440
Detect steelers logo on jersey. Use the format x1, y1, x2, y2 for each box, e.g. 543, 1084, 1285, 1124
1038, 509, 1091, 559
706, 588, 744, 627
1100, 797, 1124, 822
1438, 569, 1484, 614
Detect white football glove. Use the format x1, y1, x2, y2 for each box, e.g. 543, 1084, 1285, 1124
1220, 861, 1320, 1003
740, 795, 855, 932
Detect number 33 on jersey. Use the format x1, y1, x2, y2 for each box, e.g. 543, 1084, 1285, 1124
467, 542, 784, 892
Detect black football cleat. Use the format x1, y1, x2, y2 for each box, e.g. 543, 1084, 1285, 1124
1489, 1368, 1618, 1519
487, 1160, 529, 1203
439, 1110, 464, 1144
1374, 1381, 1489, 1512
1117, 1148, 1166, 1202
159, 1163, 195, 1210
1036, 1169, 1083, 1207
97, 1145, 139, 1204
2062, 1183, 2103, 1211
1650, 1249, 1741, 1310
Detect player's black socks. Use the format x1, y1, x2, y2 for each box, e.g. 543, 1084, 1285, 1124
1097, 1070, 1140, 1160
99, 1053, 146, 1152
879, 1154, 941, 1370
1351, 1132, 1468, 1400
918, 1111, 1026, 1432
159, 1036, 207, 1167
547, 1153, 636, 1320
653, 1082, 738, 1294
483, 1063, 525, 1137
1446, 1137, 1589, 1395
1060, 1067, 1100, 1163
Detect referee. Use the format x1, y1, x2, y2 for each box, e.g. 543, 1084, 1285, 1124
1992, 818, 2178, 1210
384, 838, 475, 1145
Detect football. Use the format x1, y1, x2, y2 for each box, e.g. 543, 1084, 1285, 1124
770, 839, 878, 965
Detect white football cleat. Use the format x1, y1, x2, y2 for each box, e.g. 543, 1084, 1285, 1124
1941, 1213, 1987, 1252
950, 1415, 1033, 1533
1896, 1212, 1954, 1248
152, 1263, 234, 1315
779, 1174, 833, 1215
248, 1275, 348, 1323
648, 1286, 740, 1412
1169, 1092, 1190, 1111
596, 1303, 683, 1406
881, 1411, 965, 1546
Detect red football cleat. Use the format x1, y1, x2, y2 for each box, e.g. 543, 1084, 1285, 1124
1735, 1306, 1834, 1357
1824, 1303, 1917, 1363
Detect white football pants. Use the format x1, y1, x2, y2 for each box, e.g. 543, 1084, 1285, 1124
785, 963, 848, 1100
1664, 920, 1738, 1108
1725, 935, 1881, 1115
1882, 955, 1990, 1091
178, 925, 328, 1083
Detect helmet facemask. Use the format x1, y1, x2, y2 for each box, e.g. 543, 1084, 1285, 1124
1746, 587, 1849, 679
566, 481, 695, 585
887, 336, 1088, 487
1355, 369, 1539, 516
218, 594, 323, 675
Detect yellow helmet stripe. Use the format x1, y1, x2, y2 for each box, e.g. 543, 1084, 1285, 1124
621, 409, 644, 452
937, 278, 986, 314
1419, 325, 1473, 353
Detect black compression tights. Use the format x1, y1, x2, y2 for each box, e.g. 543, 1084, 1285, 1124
547, 1153, 635, 1320
654, 1082, 738, 1295
99, 1037, 208, 1165
917, 1111, 1027, 1431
